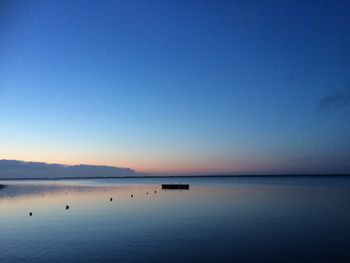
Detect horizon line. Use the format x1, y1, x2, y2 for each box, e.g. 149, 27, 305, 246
1, 174, 350, 181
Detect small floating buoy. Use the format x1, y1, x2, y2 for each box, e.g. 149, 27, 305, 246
146, 192, 148, 195
110, 198, 113, 201
131, 194, 133, 198
66, 205, 69, 210
29, 212, 32, 216
154, 190, 157, 193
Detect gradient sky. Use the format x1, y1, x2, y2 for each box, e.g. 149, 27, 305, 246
1, 0, 350, 175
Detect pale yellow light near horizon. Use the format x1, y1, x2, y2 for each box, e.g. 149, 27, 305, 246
0, 139, 277, 174
1, 147, 276, 175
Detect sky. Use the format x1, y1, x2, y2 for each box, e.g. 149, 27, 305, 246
1, 0, 350, 175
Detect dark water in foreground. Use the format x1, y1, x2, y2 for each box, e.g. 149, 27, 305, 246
1, 177, 350, 262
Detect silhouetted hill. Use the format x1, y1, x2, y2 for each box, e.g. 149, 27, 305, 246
0, 159, 137, 179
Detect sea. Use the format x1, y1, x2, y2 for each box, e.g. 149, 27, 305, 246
1, 176, 350, 262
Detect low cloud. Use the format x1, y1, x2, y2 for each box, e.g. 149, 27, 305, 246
0, 159, 137, 179
319, 87, 350, 111
286, 156, 318, 163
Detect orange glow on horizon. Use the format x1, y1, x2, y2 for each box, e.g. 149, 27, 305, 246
0, 151, 278, 175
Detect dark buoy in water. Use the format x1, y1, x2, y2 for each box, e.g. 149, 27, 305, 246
66, 205, 69, 210
154, 190, 157, 193
29, 212, 32, 216
110, 198, 113, 201
131, 194, 133, 198
146, 192, 148, 195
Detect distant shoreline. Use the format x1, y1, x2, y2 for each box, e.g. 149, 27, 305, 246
1, 174, 350, 180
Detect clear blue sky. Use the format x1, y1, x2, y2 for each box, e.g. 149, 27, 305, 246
1, 0, 350, 174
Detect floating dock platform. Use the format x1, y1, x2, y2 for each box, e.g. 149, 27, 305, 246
161, 184, 190, 190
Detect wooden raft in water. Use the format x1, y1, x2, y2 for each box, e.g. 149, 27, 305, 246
161, 184, 190, 190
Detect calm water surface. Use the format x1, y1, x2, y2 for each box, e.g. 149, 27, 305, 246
1, 177, 350, 262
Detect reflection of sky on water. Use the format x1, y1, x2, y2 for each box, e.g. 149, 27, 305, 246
1, 177, 350, 262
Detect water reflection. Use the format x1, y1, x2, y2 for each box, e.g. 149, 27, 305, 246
1, 177, 350, 262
